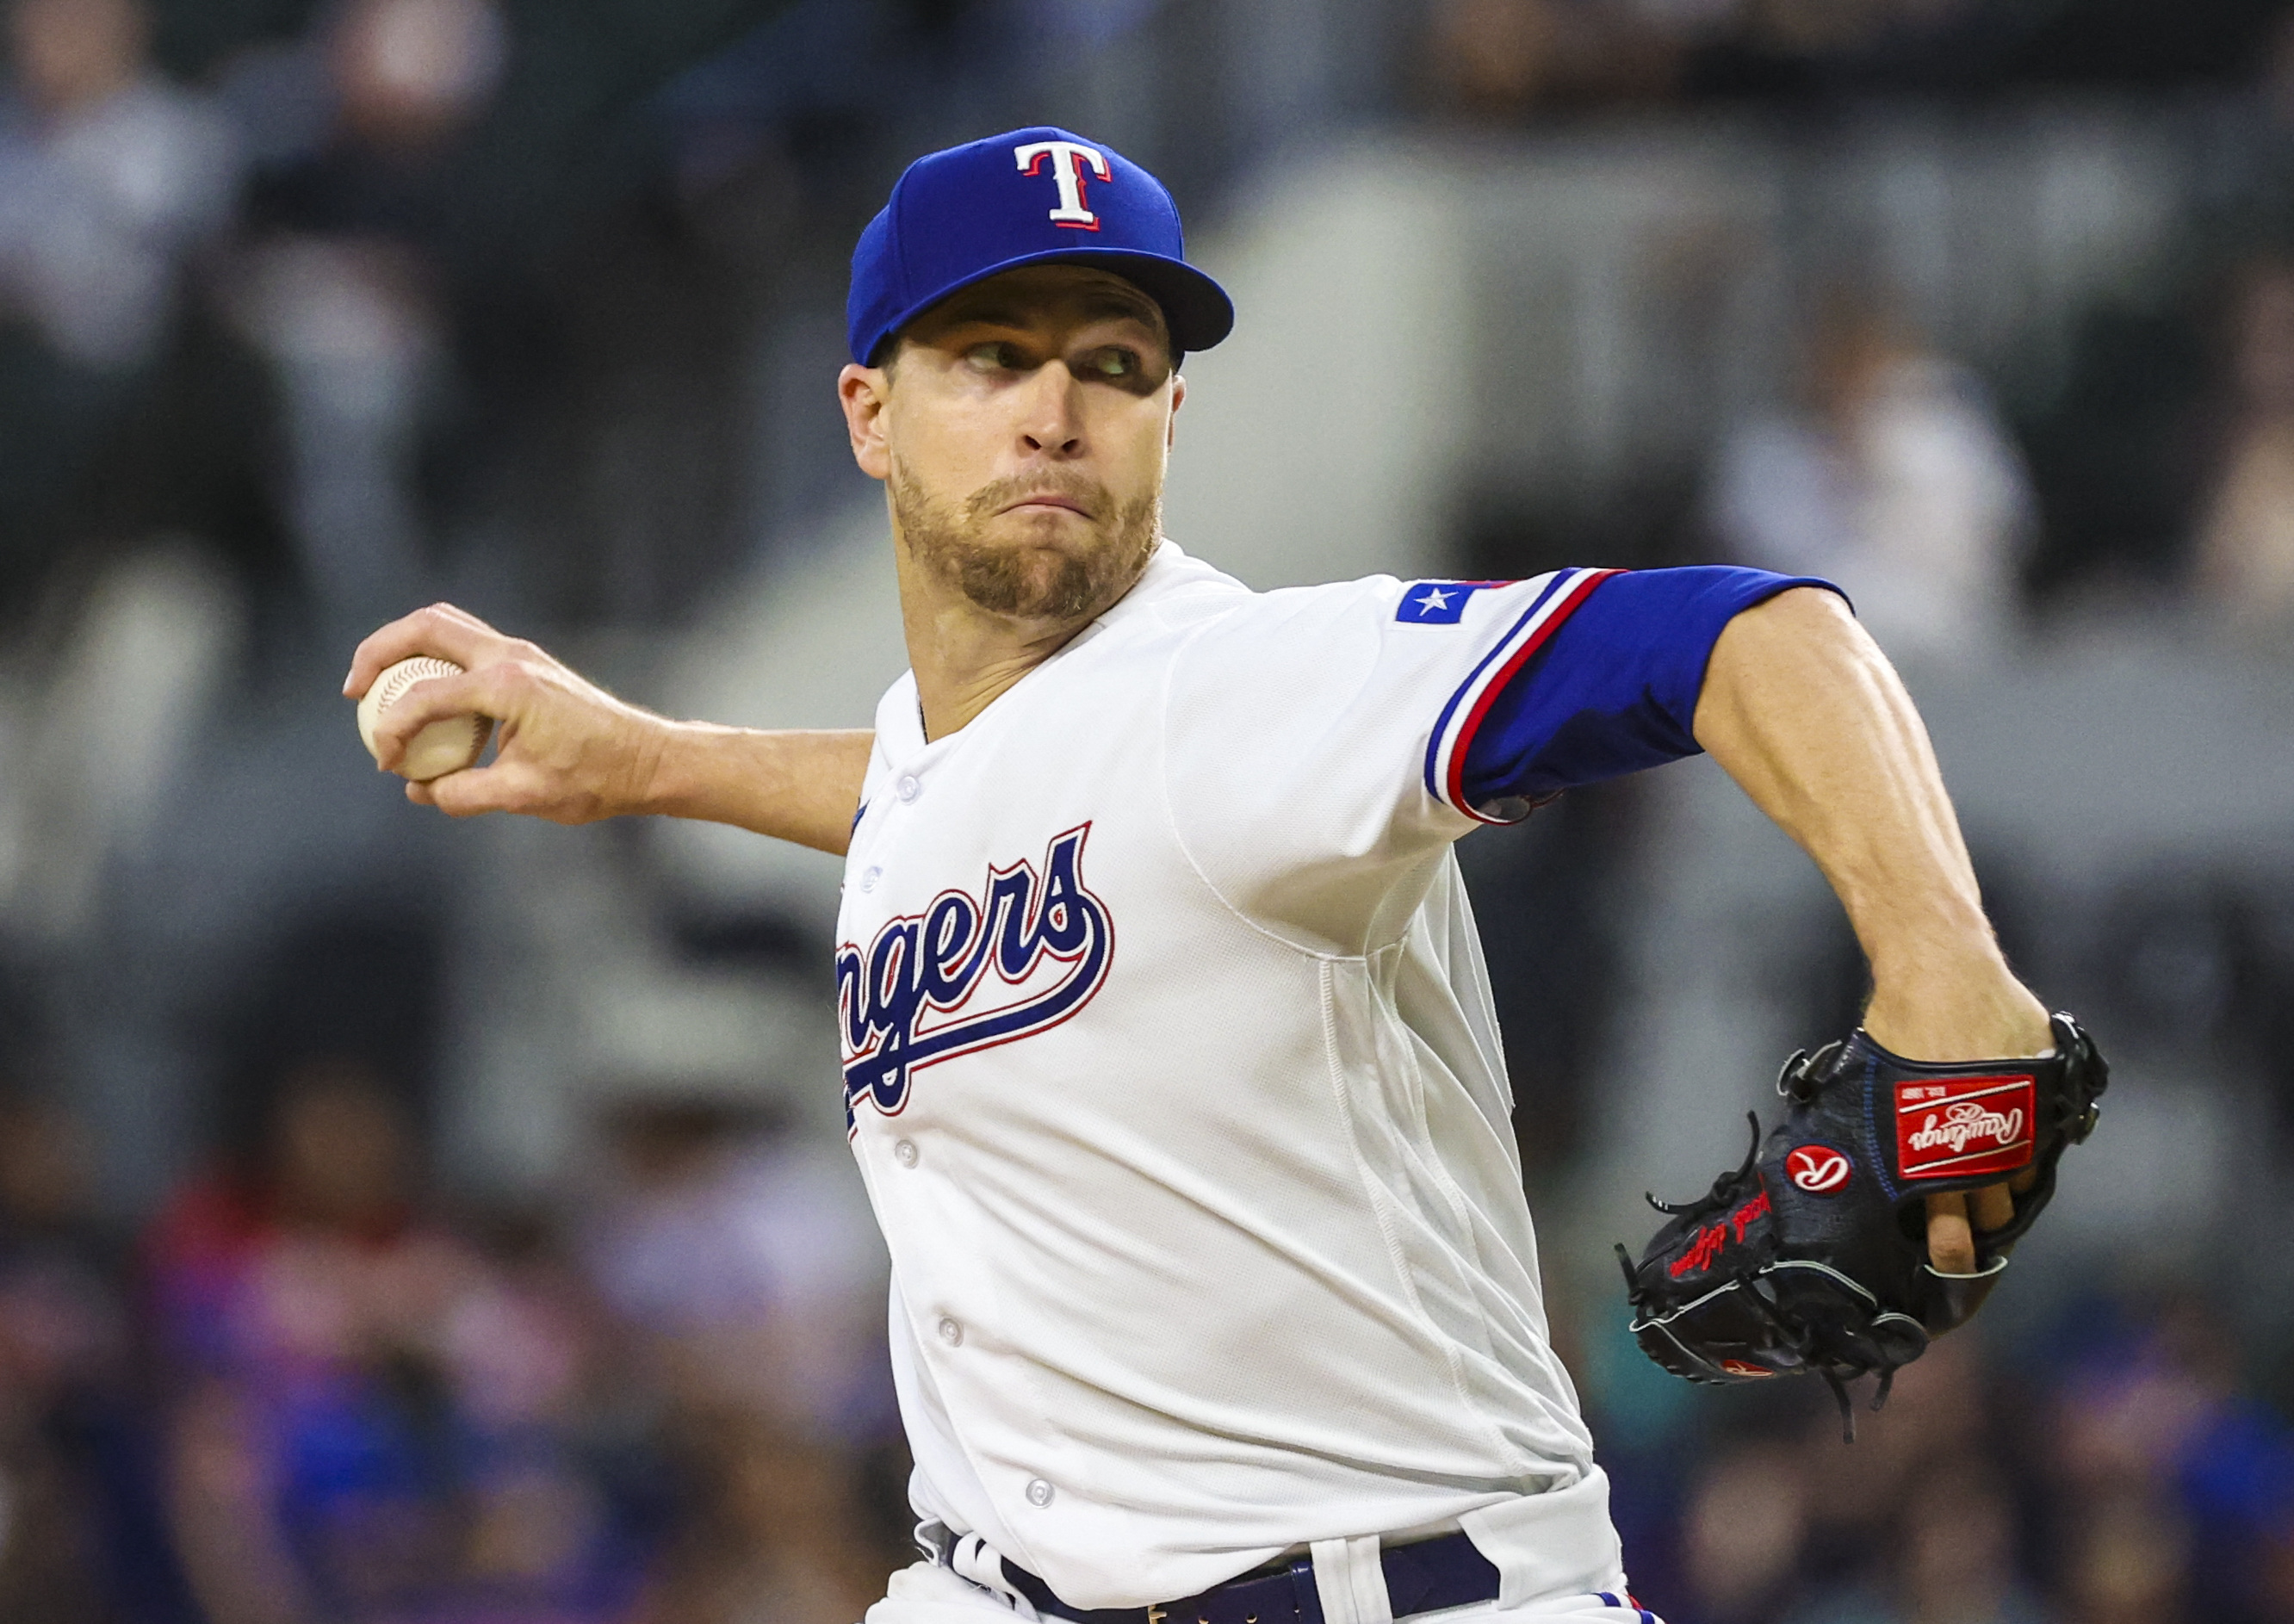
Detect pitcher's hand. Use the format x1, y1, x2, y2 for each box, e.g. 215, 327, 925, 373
346, 604, 669, 822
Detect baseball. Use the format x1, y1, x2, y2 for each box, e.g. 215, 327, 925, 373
356, 656, 492, 782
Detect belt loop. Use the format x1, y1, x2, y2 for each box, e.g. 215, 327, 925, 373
915, 1519, 955, 1565
1309, 1537, 1393, 1624
1287, 1556, 1324, 1624
945, 1534, 1041, 1622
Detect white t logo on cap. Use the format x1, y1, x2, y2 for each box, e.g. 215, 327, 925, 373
1014, 139, 1111, 231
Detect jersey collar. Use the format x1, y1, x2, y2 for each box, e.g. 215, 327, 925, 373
886, 538, 1244, 760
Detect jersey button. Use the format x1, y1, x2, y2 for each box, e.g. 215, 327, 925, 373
859, 866, 882, 893
894, 1139, 919, 1168
896, 774, 921, 803
1026, 1478, 1054, 1508
937, 1317, 963, 1347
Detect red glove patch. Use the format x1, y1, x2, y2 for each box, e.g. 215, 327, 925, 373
1894, 1075, 2036, 1181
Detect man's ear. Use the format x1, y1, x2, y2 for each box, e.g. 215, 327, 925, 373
840, 363, 892, 481
1167, 373, 1185, 449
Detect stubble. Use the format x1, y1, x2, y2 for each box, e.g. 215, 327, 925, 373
890, 459, 1162, 623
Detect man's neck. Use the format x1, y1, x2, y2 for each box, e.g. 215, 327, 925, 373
892, 538, 1129, 742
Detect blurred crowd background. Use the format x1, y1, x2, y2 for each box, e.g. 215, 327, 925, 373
2, 0, 2293, 1621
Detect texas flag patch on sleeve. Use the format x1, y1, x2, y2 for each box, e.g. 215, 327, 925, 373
1395, 581, 1499, 624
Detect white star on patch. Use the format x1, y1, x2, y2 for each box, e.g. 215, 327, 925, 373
1415, 587, 1453, 613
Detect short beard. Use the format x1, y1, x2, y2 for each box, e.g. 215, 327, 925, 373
890, 459, 1162, 623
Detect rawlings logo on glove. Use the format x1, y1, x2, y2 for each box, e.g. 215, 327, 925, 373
1616, 1013, 2106, 1438
1896, 1078, 2032, 1176
1784, 1144, 1851, 1193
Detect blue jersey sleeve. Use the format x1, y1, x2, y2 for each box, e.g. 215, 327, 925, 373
1455, 567, 1845, 817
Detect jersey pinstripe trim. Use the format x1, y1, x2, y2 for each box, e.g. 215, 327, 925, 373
1423, 567, 1625, 823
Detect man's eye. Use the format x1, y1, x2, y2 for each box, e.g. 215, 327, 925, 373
1085, 349, 1138, 379
965, 342, 1025, 372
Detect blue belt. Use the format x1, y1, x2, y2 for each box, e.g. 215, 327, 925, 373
945, 1530, 1502, 1624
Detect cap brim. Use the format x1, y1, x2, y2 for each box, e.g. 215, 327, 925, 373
872, 246, 1233, 364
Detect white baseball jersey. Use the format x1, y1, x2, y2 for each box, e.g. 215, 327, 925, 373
834, 542, 1815, 1613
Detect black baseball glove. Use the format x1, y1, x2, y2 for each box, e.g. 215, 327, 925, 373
1615, 1012, 2106, 1436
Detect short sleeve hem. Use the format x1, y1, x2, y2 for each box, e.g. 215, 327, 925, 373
1422, 567, 1624, 824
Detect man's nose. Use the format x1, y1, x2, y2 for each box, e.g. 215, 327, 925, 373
1016, 362, 1084, 456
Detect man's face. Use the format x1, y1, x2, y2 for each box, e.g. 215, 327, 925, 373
839, 264, 1184, 624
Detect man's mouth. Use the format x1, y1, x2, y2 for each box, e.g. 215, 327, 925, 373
1000, 493, 1093, 518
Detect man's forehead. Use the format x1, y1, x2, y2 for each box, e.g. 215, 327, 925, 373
917, 266, 1167, 334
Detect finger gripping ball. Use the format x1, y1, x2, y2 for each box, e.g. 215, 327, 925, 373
356, 656, 493, 782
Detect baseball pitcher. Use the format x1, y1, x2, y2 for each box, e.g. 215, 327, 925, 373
347, 127, 2103, 1624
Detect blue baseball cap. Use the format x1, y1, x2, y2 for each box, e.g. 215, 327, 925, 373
846, 126, 1234, 368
